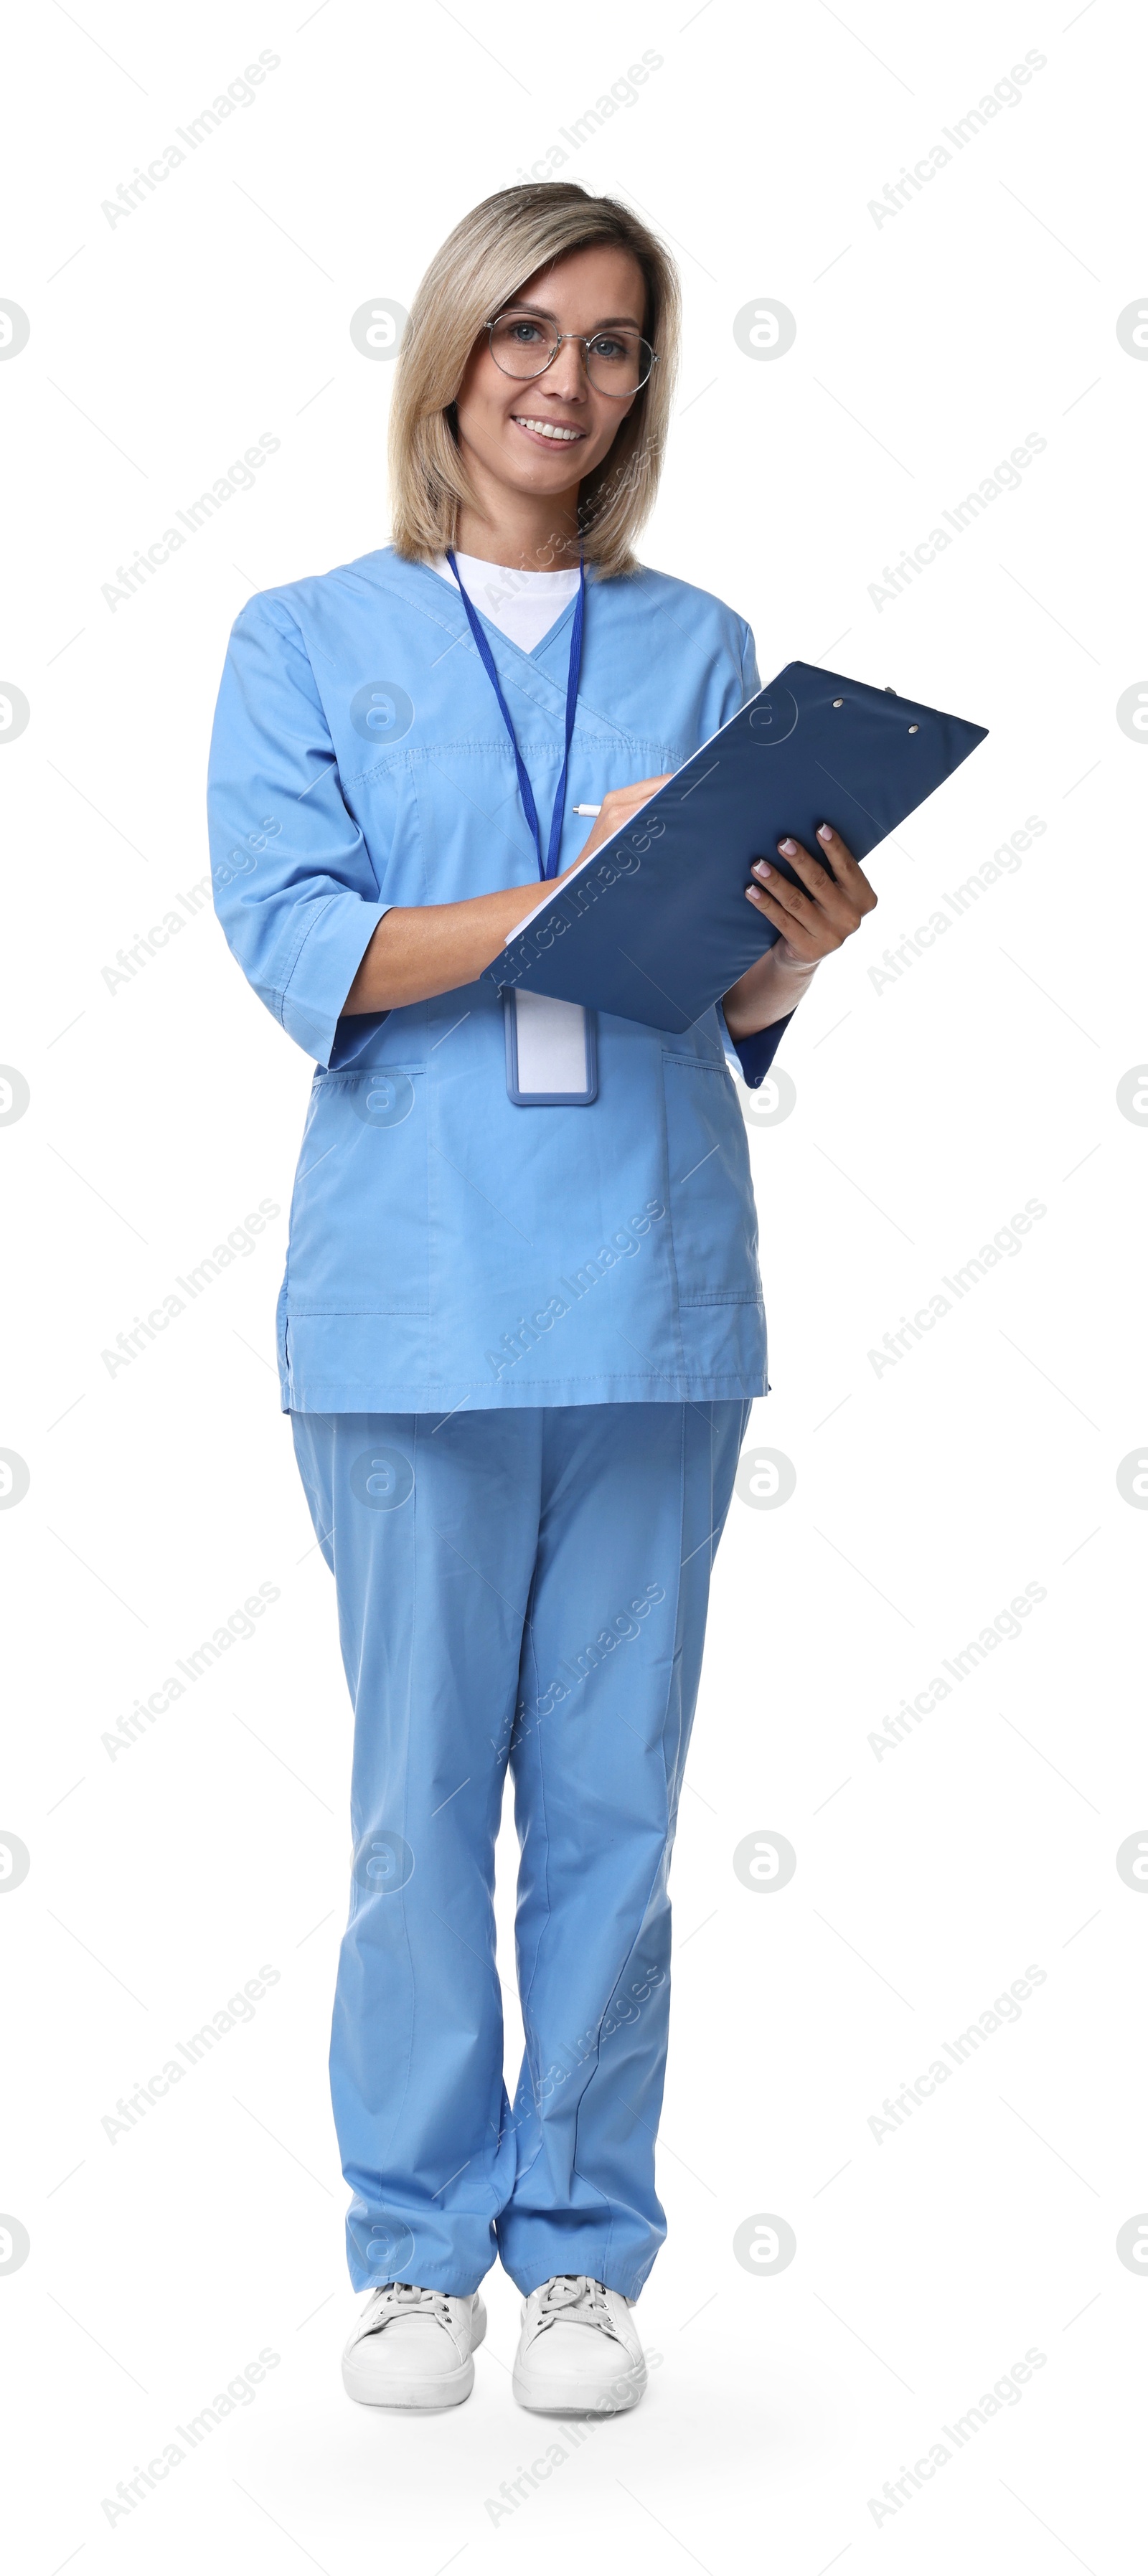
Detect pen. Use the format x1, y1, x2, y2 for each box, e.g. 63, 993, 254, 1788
571, 803, 601, 816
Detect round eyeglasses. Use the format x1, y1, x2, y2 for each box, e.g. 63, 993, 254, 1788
486, 309, 657, 398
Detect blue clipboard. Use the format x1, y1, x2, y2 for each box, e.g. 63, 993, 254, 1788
486, 660, 988, 1034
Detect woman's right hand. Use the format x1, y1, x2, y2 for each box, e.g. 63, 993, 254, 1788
344, 773, 675, 1016
570, 774, 673, 868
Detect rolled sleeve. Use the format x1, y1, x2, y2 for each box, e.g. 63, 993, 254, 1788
715, 1002, 794, 1090
207, 596, 391, 1067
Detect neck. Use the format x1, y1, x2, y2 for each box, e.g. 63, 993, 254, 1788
453, 464, 581, 571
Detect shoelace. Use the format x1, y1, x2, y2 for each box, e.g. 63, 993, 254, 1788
360, 2281, 453, 2337
534, 2275, 618, 2336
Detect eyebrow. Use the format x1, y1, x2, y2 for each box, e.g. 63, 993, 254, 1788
499, 301, 645, 331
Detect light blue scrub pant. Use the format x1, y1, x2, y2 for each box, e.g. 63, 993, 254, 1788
291, 1400, 748, 2301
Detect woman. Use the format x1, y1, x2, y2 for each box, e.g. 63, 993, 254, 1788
208, 182, 875, 2418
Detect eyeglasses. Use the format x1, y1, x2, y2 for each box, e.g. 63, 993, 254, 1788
486, 308, 657, 398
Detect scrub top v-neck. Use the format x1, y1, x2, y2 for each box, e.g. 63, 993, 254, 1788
429, 552, 581, 655
207, 544, 791, 1417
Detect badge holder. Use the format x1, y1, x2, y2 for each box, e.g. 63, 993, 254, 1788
503, 988, 598, 1105
446, 552, 595, 1104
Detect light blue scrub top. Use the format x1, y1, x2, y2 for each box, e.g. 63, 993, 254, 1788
207, 546, 790, 1415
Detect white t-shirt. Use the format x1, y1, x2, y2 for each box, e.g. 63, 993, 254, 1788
430, 551, 580, 654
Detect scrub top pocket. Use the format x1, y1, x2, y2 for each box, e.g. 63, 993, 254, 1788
286, 1063, 429, 1316
662, 1053, 761, 1308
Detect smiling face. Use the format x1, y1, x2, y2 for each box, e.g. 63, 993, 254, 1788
451, 241, 647, 559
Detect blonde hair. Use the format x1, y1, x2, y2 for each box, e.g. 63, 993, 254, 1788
388, 184, 680, 577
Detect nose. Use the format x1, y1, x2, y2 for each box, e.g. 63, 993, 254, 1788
535, 336, 586, 400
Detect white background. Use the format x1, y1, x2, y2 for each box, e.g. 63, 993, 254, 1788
2, 2, 1146, 2568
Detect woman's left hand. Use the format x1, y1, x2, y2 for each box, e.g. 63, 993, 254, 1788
722, 822, 877, 1039
748, 822, 877, 963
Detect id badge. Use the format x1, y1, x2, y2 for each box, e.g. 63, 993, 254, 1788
503, 988, 598, 1105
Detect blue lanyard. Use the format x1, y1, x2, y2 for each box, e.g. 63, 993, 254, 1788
446, 550, 585, 882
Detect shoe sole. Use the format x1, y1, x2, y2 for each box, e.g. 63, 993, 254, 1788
512, 2358, 646, 2417
343, 2296, 486, 2410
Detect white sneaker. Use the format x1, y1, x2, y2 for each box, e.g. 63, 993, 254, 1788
512, 2275, 646, 2415
342, 2281, 486, 2410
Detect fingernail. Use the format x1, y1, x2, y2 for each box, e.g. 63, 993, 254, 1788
817, 823, 833, 841
757, 862, 772, 878
778, 838, 796, 854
